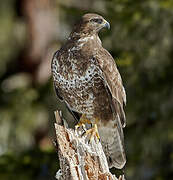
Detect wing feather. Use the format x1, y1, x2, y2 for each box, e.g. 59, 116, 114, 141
95, 48, 126, 127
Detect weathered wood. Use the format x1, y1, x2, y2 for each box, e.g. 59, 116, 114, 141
54, 110, 125, 180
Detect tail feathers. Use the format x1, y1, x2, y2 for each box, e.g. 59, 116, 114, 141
106, 125, 126, 169
99, 116, 126, 169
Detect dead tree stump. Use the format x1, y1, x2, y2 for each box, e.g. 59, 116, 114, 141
54, 110, 124, 180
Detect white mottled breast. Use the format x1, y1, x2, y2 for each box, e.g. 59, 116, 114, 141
52, 43, 102, 114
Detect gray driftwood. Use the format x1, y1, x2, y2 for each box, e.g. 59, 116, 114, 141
54, 110, 124, 180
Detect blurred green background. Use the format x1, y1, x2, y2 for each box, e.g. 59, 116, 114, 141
0, 0, 173, 179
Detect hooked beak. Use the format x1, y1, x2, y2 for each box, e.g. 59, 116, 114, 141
103, 20, 110, 29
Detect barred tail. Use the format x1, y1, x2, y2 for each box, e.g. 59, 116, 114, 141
99, 115, 126, 169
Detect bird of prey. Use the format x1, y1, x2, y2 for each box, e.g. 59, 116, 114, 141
51, 13, 126, 169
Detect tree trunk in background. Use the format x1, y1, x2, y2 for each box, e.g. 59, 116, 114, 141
21, 0, 59, 83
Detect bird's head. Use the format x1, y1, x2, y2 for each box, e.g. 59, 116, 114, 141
72, 13, 110, 36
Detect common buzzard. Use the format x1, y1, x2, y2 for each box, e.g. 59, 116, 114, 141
51, 13, 126, 169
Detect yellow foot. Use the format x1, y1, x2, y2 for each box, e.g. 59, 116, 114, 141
82, 123, 100, 143
75, 114, 92, 130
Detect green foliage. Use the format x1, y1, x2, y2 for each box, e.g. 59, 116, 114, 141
0, 149, 58, 180
0, 0, 173, 179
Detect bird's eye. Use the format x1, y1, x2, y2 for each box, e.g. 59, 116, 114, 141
90, 18, 103, 24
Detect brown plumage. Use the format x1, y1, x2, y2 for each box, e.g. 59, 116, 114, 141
51, 13, 126, 169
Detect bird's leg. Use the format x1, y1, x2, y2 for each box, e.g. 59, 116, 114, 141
82, 117, 100, 143
75, 114, 92, 131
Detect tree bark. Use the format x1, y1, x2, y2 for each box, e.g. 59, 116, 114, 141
54, 111, 125, 180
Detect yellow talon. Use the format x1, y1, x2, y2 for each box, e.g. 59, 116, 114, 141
84, 123, 100, 143
75, 115, 100, 143
75, 114, 92, 130
82, 117, 100, 143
